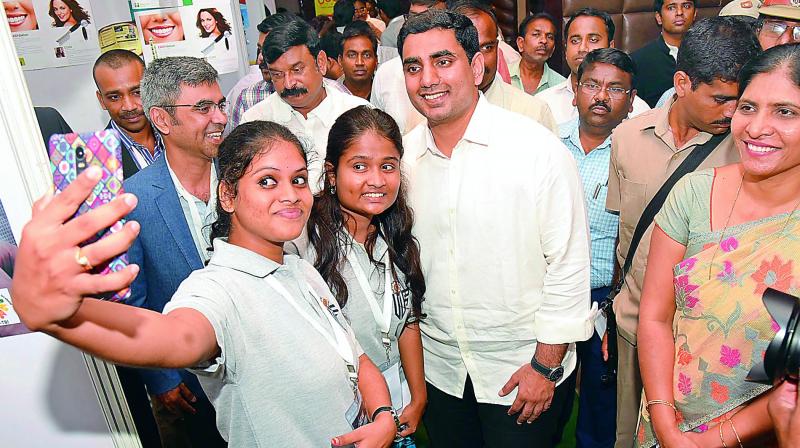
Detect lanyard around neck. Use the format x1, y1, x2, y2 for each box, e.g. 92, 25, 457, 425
266, 274, 359, 388
345, 240, 394, 350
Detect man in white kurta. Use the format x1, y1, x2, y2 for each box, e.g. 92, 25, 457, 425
398, 9, 593, 446
241, 17, 369, 192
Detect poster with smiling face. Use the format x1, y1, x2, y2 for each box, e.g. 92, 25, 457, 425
133, 0, 239, 74
2, 0, 100, 70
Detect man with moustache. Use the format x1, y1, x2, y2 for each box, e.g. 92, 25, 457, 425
509, 13, 565, 96
561, 48, 636, 448
227, 13, 293, 133
606, 18, 760, 448
125, 56, 227, 448
241, 16, 369, 192
339, 21, 378, 99
632, 0, 697, 107
538, 7, 650, 126
451, 0, 558, 133
398, 10, 593, 446
94, 50, 164, 179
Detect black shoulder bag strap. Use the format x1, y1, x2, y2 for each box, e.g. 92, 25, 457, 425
600, 131, 727, 382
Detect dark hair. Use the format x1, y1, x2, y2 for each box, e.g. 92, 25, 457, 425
263, 16, 322, 64
342, 20, 378, 52
398, 9, 479, 61
677, 16, 760, 89
319, 31, 344, 60
410, 0, 440, 7
257, 11, 294, 35
448, 0, 497, 28
49, 0, 90, 27
518, 12, 558, 38
92, 49, 144, 88
196, 8, 231, 38
211, 121, 307, 244
307, 106, 425, 318
738, 43, 800, 96
334, 0, 356, 27
577, 48, 638, 90
564, 7, 614, 42
378, 0, 408, 19
654, 0, 695, 13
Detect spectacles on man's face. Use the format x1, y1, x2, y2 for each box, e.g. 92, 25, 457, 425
578, 82, 631, 100
160, 98, 227, 115
760, 19, 800, 42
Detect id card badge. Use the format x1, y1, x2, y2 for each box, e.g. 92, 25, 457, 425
383, 362, 412, 413
346, 390, 369, 430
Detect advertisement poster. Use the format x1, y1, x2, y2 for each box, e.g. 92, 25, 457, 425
315, 0, 334, 17
2, 0, 100, 70
98, 21, 142, 56
132, 0, 240, 74
0, 199, 28, 338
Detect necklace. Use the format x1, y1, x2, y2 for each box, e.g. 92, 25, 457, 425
708, 172, 800, 280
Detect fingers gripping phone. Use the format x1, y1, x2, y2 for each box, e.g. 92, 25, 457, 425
48, 130, 130, 302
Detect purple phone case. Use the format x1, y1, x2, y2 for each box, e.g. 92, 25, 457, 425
49, 130, 130, 302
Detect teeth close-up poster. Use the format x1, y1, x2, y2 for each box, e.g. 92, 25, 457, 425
2, 0, 100, 70
133, 0, 240, 74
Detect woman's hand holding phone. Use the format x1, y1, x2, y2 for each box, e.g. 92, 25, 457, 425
12, 166, 140, 332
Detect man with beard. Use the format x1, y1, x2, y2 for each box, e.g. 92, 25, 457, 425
561, 48, 635, 448
399, 9, 593, 446
631, 0, 697, 107
509, 13, 565, 96
94, 49, 164, 178
606, 17, 760, 448
538, 8, 650, 126
241, 16, 369, 192
124, 56, 227, 448
451, 0, 557, 133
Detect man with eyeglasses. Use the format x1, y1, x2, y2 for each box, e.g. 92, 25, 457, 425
241, 16, 369, 192
606, 18, 760, 448
560, 48, 635, 448
226, 13, 292, 133
537, 7, 650, 126
123, 56, 228, 448
757, 0, 800, 49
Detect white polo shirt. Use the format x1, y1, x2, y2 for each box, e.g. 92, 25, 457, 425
537, 74, 651, 126
241, 84, 370, 192
402, 96, 593, 405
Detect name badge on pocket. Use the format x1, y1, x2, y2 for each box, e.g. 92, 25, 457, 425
345, 391, 369, 430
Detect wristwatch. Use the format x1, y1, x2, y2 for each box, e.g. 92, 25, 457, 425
530, 357, 565, 382
371, 406, 401, 432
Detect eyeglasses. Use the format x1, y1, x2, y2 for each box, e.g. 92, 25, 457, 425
760, 20, 800, 42
578, 82, 631, 100
159, 99, 227, 115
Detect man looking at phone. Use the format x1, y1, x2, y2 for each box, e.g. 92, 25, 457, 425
124, 56, 226, 447
94, 49, 164, 179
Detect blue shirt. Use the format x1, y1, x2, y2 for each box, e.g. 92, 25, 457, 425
559, 118, 618, 289
110, 120, 164, 169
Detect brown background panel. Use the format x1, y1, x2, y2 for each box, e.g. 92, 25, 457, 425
530, 0, 733, 76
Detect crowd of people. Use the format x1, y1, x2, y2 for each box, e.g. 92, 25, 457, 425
10, 0, 800, 447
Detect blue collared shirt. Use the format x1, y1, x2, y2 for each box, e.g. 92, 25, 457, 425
559, 117, 618, 289
110, 120, 164, 169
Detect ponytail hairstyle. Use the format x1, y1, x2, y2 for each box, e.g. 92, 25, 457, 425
210, 121, 307, 245
307, 106, 425, 319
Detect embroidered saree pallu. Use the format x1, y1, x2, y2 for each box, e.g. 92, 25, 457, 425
637, 215, 800, 447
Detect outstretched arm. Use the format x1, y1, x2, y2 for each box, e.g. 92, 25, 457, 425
12, 166, 217, 369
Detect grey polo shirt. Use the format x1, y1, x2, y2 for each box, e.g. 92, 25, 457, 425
164, 238, 363, 446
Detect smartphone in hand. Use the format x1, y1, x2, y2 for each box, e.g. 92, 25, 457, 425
48, 130, 130, 302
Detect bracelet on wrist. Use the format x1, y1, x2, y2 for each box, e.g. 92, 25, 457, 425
371, 406, 401, 433
646, 399, 678, 414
